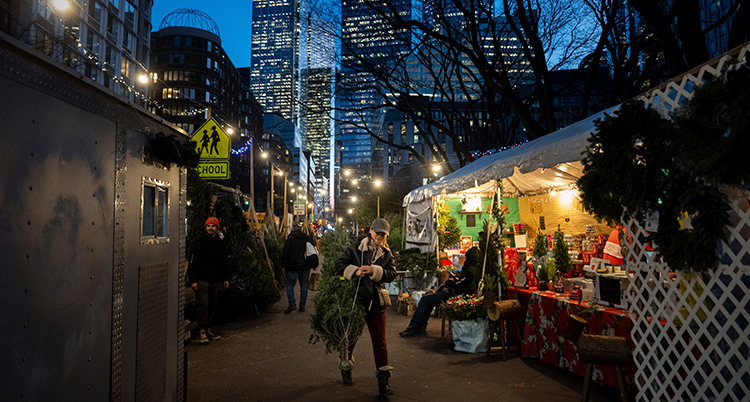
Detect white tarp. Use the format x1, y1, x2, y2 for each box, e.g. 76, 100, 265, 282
402, 106, 619, 206
405, 198, 433, 251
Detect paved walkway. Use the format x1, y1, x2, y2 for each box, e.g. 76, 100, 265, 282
186, 288, 629, 402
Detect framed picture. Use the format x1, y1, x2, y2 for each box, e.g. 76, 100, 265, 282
460, 236, 472, 250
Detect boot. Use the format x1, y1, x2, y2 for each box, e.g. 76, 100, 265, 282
340, 369, 354, 386
376, 366, 394, 396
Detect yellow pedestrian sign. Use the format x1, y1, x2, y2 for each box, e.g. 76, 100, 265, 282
194, 118, 231, 179
194, 118, 230, 160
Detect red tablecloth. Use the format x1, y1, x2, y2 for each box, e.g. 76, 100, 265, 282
508, 288, 635, 388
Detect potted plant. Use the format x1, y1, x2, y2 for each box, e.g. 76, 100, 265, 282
442, 294, 489, 353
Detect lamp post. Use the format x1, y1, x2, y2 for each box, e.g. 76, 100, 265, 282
262, 152, 274, 217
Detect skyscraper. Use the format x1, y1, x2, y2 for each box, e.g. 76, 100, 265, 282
249, 0, 302, 120
300, 3, 336, 215
338, 0, 412, 178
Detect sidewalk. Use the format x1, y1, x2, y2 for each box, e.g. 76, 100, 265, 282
186, 289, 628, 402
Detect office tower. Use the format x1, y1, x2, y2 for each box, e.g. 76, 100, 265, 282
338, 0, 412, 179
300, 4, 336, 216
249, 0, 303, 120
0, 0, 151, 106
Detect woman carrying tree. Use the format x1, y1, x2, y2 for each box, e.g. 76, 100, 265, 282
335, 218, 397, 396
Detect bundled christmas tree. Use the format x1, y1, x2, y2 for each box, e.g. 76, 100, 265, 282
310, 230, 366, 369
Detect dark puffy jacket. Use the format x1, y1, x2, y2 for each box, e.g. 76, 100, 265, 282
281, 229, 315, 272
336, 236, 397, 312
446, 262, 479, 295
188, 233, 229, 283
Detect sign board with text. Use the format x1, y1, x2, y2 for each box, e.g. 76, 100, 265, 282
194, 117, 230, 179
293, 201, 305, 215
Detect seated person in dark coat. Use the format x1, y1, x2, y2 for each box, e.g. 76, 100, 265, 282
399, 247, 482, 337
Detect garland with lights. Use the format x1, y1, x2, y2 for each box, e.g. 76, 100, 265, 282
470, 141, 529, 158
577, 64, 750, 272
231, 138, 254, 155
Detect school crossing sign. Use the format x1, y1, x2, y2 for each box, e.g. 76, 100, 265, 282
193, 118, 230, 179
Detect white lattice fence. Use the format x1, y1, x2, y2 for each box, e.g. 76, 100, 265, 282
624, 43, 750, 402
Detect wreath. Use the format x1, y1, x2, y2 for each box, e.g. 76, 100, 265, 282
577, 63, 750, 272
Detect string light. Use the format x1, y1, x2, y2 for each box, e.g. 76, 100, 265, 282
230, 138, 254, 155
470, 141, 529, 158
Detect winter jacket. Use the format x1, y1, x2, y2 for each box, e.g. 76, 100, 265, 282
188, 233, 229, 283
281, 229, 315, 272
336, 236, 397, 312
445, 262, 479, 295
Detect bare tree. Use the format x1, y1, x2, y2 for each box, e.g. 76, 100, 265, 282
308, 0, 748, 175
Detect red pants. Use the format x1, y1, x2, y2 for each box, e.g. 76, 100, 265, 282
348, 310, 388, 368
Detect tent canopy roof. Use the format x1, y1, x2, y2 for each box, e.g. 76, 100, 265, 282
402, 106, 618, 206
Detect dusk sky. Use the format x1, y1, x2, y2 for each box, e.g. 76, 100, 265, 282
151, 1, 254, 67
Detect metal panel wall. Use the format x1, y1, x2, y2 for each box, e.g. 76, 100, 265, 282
0, 37, 185, 401
135, 262, 169, 402
0, 74, 115, 401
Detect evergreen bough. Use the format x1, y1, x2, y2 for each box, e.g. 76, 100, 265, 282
578, 64, 750, 271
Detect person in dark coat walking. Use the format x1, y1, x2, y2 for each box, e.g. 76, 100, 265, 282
281, 225, 316, 313
399, 246, 482, 337
336, 218, 398, 396
188, 217, 229, 344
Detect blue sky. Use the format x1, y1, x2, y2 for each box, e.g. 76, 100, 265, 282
151, 1, 254, 67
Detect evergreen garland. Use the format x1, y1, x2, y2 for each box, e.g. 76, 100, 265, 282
310, 230, 367, 360
478, 219, 510, 296
147, 132, 200, 168
578, 64, 750, 271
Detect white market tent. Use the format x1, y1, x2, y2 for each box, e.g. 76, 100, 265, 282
402, 105, 620, 206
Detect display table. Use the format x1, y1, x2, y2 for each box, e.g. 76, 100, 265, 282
508, 288, 635, 388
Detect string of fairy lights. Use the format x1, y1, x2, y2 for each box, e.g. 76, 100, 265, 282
470, 140, 529, 158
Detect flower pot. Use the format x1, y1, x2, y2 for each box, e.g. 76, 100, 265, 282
562, 314, 587, 344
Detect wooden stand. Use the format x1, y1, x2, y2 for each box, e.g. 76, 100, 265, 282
578, 334, 630, 402
562, 314, 587, 344
486, 299, 523, 360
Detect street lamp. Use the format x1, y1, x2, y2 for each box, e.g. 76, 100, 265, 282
374, 180, 382, 217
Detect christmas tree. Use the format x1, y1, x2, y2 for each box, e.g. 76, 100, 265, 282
552, 226, 573, 274
310, 230, 366, 367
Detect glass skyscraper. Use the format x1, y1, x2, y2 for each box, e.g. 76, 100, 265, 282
338, 0, 412, 177
249, 0, 302, 120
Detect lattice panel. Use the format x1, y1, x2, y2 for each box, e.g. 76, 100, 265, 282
624, 43, 750, 402
637, 45, 750, 118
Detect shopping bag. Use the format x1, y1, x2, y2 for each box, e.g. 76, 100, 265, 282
452, 318, 489, 353
304, 241, 319, 269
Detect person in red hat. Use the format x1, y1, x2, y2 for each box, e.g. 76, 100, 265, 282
188, 216, 229, 344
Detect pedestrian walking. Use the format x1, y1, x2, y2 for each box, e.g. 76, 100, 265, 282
280, 225, 317, 313
188, 217, 229, 344
336, 218, 397, 396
